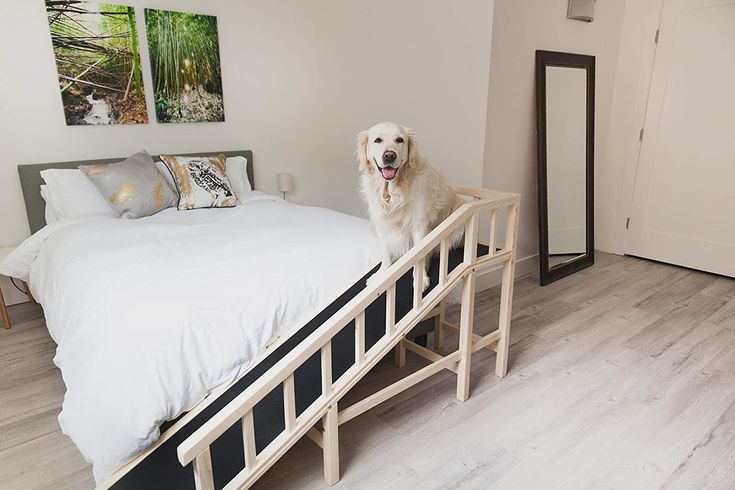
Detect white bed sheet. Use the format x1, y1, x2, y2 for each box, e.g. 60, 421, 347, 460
0, 192, 380, 481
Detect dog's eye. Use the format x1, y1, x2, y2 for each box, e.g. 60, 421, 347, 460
374, 137, 383, 143
395, 137, 404, 144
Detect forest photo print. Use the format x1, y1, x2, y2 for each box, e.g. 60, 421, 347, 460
46, 1, 147, 125
145, 9, 225, 123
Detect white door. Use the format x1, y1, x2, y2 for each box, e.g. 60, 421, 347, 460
626, 0, 735, 277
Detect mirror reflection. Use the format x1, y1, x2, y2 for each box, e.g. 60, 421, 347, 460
545, 65, 587, 270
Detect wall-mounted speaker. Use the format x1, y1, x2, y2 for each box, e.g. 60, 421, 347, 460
568, 0, 596, 22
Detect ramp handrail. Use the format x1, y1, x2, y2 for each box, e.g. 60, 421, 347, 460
178, 187, 520, 490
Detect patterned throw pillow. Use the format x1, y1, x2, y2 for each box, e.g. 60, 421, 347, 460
79, 150, 177, 219
160, 154, 239, 210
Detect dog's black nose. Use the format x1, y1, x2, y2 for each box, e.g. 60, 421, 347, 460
382, 151, 397, 164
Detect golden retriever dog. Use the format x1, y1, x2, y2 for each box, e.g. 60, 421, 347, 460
357, 122, 464, 290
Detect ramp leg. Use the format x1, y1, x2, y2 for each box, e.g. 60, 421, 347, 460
433, 300, 445, 349
456, 272, 477, 402
496, 200, 519, 377
394, 337, 406, 368
323, 404, 340, 485
495, 259, 516, 377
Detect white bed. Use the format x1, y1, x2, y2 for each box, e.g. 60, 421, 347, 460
0, 191, 380, 481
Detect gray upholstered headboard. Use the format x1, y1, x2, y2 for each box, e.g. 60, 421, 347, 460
18, 150, 254, 234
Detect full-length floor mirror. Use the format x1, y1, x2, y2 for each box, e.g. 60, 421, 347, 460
536, 50, 594, 285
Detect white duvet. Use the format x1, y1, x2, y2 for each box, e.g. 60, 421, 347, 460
0, 192, 380, 481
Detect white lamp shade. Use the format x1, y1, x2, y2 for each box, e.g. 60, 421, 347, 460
277, 172, 294, 193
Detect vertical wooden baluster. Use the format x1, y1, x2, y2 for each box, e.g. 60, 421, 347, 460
320, 341, 338, 484
504, 203, 518, 254
193, 447, 215, 490
354, 312, 365, 365
434, 238, 449, 350
283, 374, 296, 432
321, 341, 333, 395
489, 208, 497, 256
496, 200, 520, 377
439, 238, 449, 284
385, 284, 395, 335
242, 410, 257, 468
413, 257, 424, 309
464, 213, 479, 265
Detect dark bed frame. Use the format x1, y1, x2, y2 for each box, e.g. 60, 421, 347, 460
15, 150, 471, 488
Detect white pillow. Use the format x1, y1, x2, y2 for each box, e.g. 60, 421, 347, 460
155, 156, 252, 201
40, 184, 61, 225
225, 156, 252, 200
40, 169, 117, 221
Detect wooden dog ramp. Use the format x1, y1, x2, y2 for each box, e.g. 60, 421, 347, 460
177, 186, 520, 489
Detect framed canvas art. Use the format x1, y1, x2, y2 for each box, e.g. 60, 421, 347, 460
45, 1, 148, 125
145, 9, 225, 123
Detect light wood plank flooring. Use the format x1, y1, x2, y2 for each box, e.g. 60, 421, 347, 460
1, 253, 733, 489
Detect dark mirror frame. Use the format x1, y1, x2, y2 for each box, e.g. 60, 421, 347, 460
535, 50, 595, 286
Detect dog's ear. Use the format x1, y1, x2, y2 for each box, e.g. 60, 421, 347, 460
356, 130, 370, 172
407, 129, 420, 168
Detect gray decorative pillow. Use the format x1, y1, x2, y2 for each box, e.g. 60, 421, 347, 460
160, 154, 239, 210
79, 150, 177, 219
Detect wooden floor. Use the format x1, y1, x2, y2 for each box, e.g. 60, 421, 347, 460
1, 253, 733, 489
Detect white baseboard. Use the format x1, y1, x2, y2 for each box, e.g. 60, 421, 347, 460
476, 253, 538, 291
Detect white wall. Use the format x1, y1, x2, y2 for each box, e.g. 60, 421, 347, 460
483, 0, 626, 275
0, 0, 495, 304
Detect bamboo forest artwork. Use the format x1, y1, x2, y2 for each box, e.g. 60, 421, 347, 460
145, 9, 225, 123
46, 1, 148, 125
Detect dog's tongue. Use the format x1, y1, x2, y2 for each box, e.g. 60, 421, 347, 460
381, 167, 397, 180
